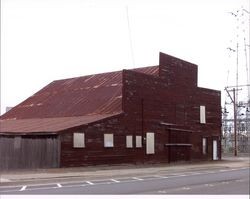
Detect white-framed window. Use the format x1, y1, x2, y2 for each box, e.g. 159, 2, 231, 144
136, 136, 142, 148
73, 133, 85, 148
200, 105, 206, 124
126, 135, 133, 148
202, 137, 207, 155
146, 132, 155, 154
104, 134, 114, 147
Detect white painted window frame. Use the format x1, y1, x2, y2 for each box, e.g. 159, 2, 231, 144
146, 132, 155, 154
136, 136, 142, 148
73, 132, 85, 148
126, 135, 133, 148
200, 105, 206, 124
104, 134, 114, 148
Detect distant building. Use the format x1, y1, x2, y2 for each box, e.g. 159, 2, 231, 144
0, 52, 221, 170
222, 107, 250, 153
5, 107, 13, 112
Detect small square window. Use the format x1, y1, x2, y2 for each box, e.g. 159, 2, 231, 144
73, 133, 85, 148
104, 134, 114, 147
136, 136, 142, 148
126, 135, 133, 148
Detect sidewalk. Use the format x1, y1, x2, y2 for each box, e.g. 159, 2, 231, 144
0, 156, 249, 186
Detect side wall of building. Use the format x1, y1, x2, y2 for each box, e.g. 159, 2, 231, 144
60, 115, 143, 167
59, 54, 221, 167
59, 68, 221, 167
122, 65, 221, 162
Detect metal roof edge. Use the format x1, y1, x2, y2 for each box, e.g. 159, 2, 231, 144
0, 112, 124, 135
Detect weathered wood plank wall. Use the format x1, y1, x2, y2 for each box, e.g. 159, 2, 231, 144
0, 135, 59, 170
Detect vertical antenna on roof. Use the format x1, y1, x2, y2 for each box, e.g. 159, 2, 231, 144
126, 6, 135, 67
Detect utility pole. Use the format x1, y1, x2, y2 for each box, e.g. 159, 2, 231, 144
232, 88, 237, 156
225, 84, 250, 156
225, 87, 239, 156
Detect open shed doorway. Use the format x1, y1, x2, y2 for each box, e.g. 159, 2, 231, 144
166, 129, 191, 163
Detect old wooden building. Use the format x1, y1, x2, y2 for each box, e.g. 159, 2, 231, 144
0, 52, 221, 170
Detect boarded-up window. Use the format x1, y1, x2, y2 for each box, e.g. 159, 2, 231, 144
136, 136, 142, 148
126, 135, 133, 148
202, 137, 207, 155
200, 106, 206, 124
104, 134, 114, 147
73, 133, 85, 148
146, 132, 155, 154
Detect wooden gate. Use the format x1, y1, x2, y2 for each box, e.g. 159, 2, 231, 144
0, 135, 60, 170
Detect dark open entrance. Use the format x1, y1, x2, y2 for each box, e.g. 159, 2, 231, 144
165, 128, 192, 163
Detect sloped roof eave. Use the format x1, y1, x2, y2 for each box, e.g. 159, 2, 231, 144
0, 112, 123, 135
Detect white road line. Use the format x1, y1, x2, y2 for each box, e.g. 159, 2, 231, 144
172, 173, 187, 176
57, 184, 62, 188
19, 186, 27, 191
132, 177, 143, 181
202, 171, 216, 174
153, 175, 169, 179
219, 169, 228, 172
110, 179, 120, 183
86, 181, 94, 185
187, 172, 201, 175
177, 174, 187, 177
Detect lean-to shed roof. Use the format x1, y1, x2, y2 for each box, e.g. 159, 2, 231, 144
0, 113, 121, 134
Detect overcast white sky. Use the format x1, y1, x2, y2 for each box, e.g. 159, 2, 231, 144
1, 0, 249, 115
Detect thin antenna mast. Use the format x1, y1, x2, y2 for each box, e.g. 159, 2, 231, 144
236, 42, 239, 104
126, 6, 135, 67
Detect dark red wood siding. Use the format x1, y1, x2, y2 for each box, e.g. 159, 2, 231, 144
59, 54, 221, 167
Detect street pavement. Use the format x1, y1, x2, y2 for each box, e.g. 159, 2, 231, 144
0, 155, 249, 194
0, 167, 249, 194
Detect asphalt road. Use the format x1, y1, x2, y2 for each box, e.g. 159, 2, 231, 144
0, 167, 249, 194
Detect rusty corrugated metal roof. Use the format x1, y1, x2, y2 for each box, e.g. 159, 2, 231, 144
0, 113, 122, 134
0, 65, 158, 133
1, 71, 123, 119
1, 66, 158, 120
132, 65, 159, 76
